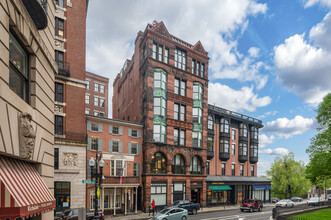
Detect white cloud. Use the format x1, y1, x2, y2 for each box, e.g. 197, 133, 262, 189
258, 111, 278, 119
248, 47, 260, 57
263, 115, 315, 138
259, 148, 290, 156
257, 161, 272, 176
303, 0, 331, 8
86, 0, 268, 115
274, 13, 331, 106
208, 83, 272, 112
259, 134, 275, 148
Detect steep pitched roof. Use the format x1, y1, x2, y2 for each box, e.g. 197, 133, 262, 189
193, 41, 208, 56
151, 21, 171, 39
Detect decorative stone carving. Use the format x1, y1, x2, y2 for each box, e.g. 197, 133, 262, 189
18, 113, 36, 159
54, 104, 63, 113
63, 153, 78, 166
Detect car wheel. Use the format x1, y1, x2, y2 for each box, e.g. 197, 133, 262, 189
241, 209, 244, 212
258, 207, 262, 212
250, 207, 253, 213
292, 204, 294, 208
162, 218, 167, 220
192, 208, 197, 215
182, 216, 187, 220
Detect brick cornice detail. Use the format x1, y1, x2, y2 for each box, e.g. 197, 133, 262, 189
168, 92, 193, 105
167, 119, 193, 130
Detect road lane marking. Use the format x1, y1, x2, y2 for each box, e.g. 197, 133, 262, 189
200, 212, 266, 220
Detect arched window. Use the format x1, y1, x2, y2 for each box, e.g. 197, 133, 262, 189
151, 152, 166, 174
208, 115, 214, 130
190, 156, 202, 174
172, 154, 185, 174
220, 118, 229, 133
240, 124, 248, 137
251, 127, 258, 140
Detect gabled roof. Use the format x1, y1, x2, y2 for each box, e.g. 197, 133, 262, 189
150, 20, 171, 39
193, 41, 208, 56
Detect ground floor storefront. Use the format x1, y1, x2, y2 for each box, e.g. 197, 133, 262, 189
143, 176, 207, 211
54, 143, 86, 214
207, 175, 271, 206
87, 184, 141, 216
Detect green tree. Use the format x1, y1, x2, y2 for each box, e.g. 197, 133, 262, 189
266, 153, 310, 199
306, 93, 331, 191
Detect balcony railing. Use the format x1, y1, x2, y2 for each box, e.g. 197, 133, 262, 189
57, 61, 70, 76
102, 176, 140, 185
172, 165, 185, 174
208, 104, 262, 126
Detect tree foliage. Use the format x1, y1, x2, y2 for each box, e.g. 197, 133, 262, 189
266, 153, 311, 199
306, 93, 331, 185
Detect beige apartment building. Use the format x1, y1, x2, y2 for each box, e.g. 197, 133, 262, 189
0, 0, 57, 219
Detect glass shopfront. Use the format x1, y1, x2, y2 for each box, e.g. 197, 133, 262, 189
151, 182, 167, 207
55, 182, 71, 213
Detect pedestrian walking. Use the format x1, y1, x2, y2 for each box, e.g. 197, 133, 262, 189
152, 199, 156, 216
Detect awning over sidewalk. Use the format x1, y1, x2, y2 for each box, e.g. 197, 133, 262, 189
208, 185, 232, 191
0, 155, 55, 219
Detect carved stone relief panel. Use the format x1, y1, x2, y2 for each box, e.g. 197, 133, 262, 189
63, 153, 78, 166
18, 113, 36, 159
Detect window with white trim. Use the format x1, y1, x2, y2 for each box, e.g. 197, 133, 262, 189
94, 83, 99, 92
175, 48, 186, 70
174, 78, 186, 96
110, 160, 127, 176
94, 96, 98, 106
85, 94, 90, 104
100, 84, 105, 93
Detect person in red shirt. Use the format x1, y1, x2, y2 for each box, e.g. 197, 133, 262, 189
152, 199, 156, 215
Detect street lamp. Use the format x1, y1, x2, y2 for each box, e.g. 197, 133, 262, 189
89, 155, 104, 219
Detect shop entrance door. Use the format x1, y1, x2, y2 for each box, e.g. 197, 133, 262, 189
191, 189, 200, 203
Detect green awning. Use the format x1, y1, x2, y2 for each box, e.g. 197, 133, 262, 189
208, 185, 232, 191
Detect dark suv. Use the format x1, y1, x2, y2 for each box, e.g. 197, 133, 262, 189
240, 199, 263, 212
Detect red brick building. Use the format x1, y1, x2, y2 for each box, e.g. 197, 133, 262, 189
86, 115, 143, 215
207, 105, 270, 205
85, 71, 109, 117
112, 21, 210, 210
53, 0, 88, 212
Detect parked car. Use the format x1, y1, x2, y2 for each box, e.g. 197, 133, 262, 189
271, 197, 280, 203
275, 199, 295, 208
152, 207, 188, 220
54, 208, 104, 220
291, 197, 303, 202
240, 199, 263, 212
327, 194, 331, 201
307, 197, 324, 206
170, 200, 201, 215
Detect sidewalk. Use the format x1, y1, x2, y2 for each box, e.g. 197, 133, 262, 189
105, 203, 276, 220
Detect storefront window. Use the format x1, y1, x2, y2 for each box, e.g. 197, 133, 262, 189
151, 182, 167, 206
55, 182, 70, 212
103, 189, 121, 209
172, 182, 186, 203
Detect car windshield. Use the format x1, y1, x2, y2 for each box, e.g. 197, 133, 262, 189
246, 199, 255, 203
279, 200, 288, 203
160, 208, 171, 214
63, 210, 71, 216
172, 201, 180, 206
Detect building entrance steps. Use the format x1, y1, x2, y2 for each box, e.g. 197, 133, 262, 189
104, 203, 275, 219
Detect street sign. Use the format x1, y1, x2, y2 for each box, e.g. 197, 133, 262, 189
82, 180, 95, 183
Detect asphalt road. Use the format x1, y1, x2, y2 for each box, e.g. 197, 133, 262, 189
185, 206, 273, 220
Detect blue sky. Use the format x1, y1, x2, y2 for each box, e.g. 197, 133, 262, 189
86, 0, 331, 176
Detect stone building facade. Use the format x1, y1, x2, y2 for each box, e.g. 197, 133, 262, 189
86, 115, 143, 215
85, 71, 109, 117
113, 21, 210, 210
0, 0, 56, 219
53, 0, 88, 213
